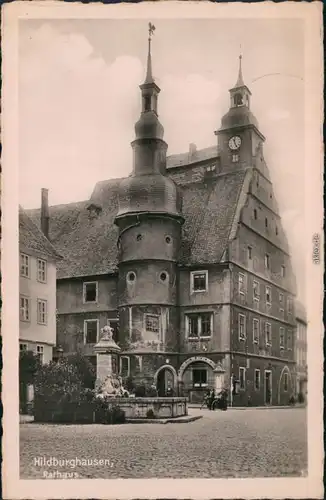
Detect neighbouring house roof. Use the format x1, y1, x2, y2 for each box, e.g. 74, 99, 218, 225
19, 207, 62, 261
27, 156, 247, 279
166, 146, 218, 169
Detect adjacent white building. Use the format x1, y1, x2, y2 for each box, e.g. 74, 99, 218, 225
19, 191, 61, 363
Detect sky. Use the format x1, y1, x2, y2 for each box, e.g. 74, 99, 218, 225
18, 18, 305, 298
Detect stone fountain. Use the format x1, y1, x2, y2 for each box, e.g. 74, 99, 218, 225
94, 325, 127, 398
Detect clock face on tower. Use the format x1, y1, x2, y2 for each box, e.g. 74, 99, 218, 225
228, 135, 242, 151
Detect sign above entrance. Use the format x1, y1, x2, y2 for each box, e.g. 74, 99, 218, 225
178, 356, 217, 378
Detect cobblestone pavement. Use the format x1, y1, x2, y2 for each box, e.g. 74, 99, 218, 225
20, 408, 307, 479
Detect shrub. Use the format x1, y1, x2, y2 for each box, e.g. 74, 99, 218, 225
124, 376, 135, 393
34, 359, 91, 422
146, 408, 155, 419
19, 350, 41, 413
94, 397, 126, 424
147, 385, 158, 397
19, 350, 41, 386
66, 352, 96, 389
134, 384, 147, 397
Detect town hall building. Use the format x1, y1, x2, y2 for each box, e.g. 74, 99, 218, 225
28, 32, 297, 406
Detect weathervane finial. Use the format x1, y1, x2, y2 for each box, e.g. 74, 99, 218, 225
235, 45, 244, 88
145, 23, 156, 84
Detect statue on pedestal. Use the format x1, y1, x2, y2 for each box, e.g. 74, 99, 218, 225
94, 325, 129, 398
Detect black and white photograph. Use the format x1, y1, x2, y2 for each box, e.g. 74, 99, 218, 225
2, 2, 323, 499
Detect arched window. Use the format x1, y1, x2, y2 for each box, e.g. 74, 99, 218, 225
144, 95, 151, 112
234, 93, 243, 106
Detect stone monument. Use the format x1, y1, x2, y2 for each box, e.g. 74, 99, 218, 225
94, 325, 125, 397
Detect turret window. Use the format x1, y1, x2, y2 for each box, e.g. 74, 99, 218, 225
234, 93, 243, 106
160, 272, 168, 282
127, 271, 136, 283
145, 314, 160, 333
253, 209, 258, 220
144, 95, 151, 112
136, 234, 142, 241
165, 235, 172, 244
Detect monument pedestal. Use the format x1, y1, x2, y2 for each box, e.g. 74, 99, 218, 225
94, 325, 122, 396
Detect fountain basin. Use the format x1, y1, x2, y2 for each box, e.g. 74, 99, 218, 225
108, 397, 188, 419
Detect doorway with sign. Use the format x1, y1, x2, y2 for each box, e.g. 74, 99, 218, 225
264, 370, 272, 405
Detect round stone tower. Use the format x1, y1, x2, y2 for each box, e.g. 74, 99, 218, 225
114, 25, 184, 387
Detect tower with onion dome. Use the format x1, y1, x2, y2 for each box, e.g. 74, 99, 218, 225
114, 24, 184, 389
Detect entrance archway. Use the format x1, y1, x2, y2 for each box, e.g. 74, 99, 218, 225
154, 365, 177, 397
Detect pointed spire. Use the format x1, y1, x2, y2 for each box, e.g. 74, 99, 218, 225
144, 22, 155, 84
235, 47, 245, 88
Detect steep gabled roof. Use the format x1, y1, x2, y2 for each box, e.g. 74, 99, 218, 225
26, 167, 247, 279
19, 207, 62, 261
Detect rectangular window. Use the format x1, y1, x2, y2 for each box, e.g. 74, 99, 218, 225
265, 322, 272, 345
264, 254, 270, 269
37, 299, 47, 325
238, 314, 246, 340
247, 246, 252, 260
281, 265, 286, 277
254, 369, 260, 390
284, 373, 288, 392
145, 314, 160, 333
187, 313, 212, 338
36, 345, 44, 363
19, 343, 28, 352
84, 319, 99, 344
279, 292, 284, 318
107, 319, 119, 343
253, 280, 260, 301
192, 368, 208, 388
83, 282, 98, 303
287, 297, 293, 316
232, 154, 239, 163
20, 253, 30, 278
280, 327, 285, 349
191, 270, 208, 293
239, 367, 246, 390
253, 318, 259, 344
201, 313, 212, 337
287, 330, 292, 350
120, 356, 130, 377
238, 273, 246, 295
37, 258, 47, 283
20, 296, 30, 322
265, 286, 271, 306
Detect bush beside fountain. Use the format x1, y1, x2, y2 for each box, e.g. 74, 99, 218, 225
33, 326, 187, 423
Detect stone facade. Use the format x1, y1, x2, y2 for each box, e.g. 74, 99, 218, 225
28, 49, 299, 407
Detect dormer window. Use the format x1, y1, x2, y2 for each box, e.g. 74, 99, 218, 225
87, 203, 102, 219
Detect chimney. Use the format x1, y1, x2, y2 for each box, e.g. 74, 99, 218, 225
41, 188, 49, 239
188, 143, 197, 162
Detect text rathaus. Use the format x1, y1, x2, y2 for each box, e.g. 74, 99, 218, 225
30, 29, 297, 406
